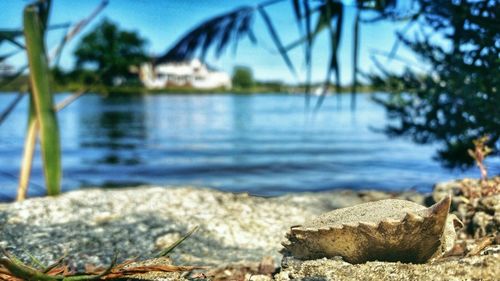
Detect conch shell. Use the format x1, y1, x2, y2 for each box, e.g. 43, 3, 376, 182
281, 196, 461, 264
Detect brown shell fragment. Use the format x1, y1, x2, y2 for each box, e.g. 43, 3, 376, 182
281, 196, 454, 264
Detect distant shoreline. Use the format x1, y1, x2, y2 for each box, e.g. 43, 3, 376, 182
0, 86, 377, 95
0, 76, 376, 95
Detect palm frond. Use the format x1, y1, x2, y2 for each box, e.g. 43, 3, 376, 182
303, 0, 313, 109
158, 0, 415, 111
351, 9, 361, 111
0, 30, 25, 49
291, 0, 303, 35
314, 1, 343, 112
156, 6, 255, 64
258, 5, 298, 78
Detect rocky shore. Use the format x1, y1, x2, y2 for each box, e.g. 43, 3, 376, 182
0, 180, 498, 280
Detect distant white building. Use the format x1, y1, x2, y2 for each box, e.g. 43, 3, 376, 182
140, 59, 231, 90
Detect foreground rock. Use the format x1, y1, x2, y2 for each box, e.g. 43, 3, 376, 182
0, 186, 422, 269
276, 255, 500, 281
282, 197, 458, 264
0, 184, 498, 280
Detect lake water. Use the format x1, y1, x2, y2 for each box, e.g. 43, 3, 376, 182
0, 92, 495, 200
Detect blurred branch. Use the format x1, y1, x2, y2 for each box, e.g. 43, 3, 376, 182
54, 89, 88, 112
50, 0, 109, 65
0, 93, 24, 125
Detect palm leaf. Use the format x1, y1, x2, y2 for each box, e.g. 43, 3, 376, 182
38, 0, 52, 32
258, 5, 298, 78
232, 9, 257, 55
291, 0, 303, 35
156, 6, 255, 63
303, 0, 313, 109
289, 0, 313, 108
23, 3, 61, 196
314, 1, 343, 112
351, 9, 361, 110
0, 30, 25, 49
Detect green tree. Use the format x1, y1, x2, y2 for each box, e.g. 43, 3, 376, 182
232, 66, 254, 89
370, 0, 499, 168
74, 18, 148, 86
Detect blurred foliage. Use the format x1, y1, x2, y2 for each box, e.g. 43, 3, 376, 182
232, 66, 254, 89
256, 80, 286, 92
74, 18, 148, 86
370, 0, 499, 168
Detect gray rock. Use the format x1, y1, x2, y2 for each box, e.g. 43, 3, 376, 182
0, 186, 384, 270
9, 185, 497, 281
275, 255, 500, 281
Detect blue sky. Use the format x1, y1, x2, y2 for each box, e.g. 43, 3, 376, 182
1, 0, 421, 84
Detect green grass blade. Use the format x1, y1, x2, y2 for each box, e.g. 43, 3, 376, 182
155, 226, 199, 258
23, 3, 61, 196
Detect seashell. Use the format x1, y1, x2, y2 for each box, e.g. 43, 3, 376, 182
281, 196, 461, 264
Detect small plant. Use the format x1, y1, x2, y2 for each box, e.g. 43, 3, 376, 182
466, 136, 499, 197
467, 135, 492, 180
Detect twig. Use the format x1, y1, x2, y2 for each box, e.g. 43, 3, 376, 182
466, 236, 494, 257
155, 226, 199, 258
0, 93, 24, 125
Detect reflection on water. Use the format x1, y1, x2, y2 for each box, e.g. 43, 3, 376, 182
78, 95, 147, 165
0, 92, 496, 200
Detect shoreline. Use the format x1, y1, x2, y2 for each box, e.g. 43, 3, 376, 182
0, 85, 377, 95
